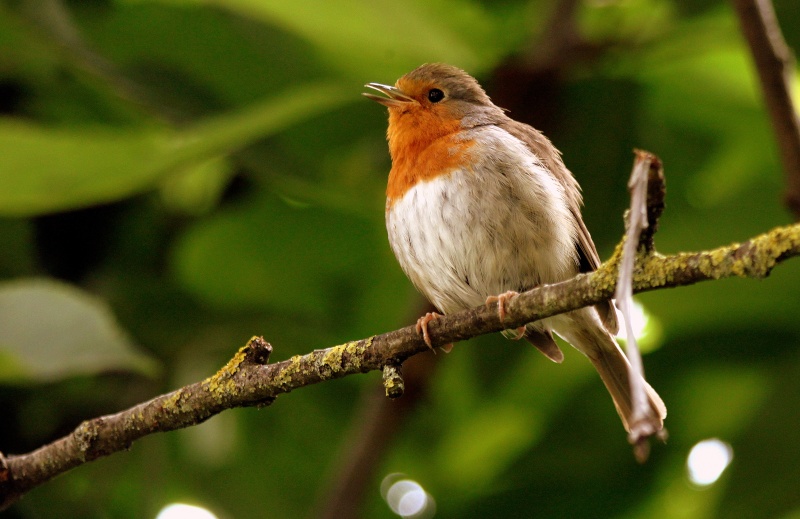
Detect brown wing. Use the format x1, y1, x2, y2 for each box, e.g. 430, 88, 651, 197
499, 120, 619, 334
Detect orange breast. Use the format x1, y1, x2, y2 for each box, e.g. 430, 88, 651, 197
385, 112, 475, 207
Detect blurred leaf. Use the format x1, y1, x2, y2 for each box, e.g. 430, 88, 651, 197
75, 2, 326, 109
171, 192, 382, 315
0, 82, 351, 216
158, 155, 234, 215
129, 0, 522, 76
0, 278, 159, 383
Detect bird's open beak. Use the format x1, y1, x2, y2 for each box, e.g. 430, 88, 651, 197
363, 83, 416, 107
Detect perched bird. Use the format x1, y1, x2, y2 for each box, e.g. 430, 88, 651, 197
364, 63, 665, 433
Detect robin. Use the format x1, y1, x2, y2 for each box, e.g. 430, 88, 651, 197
364, 63, 666, 433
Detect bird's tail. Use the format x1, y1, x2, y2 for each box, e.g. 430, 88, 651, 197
588, 334, 666, 433
550, 309, 666, 433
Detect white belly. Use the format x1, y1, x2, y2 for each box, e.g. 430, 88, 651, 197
386, 129, 578, 314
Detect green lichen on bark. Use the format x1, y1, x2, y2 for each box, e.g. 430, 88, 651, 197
382, 363, 404, 399
273, 355, 306, 391
161, 388, 192, 416
205, 344, 249, 398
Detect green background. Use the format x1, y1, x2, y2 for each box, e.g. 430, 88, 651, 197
1, 0, 799, 517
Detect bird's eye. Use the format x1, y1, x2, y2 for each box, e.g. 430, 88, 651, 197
427, 88, 445, 103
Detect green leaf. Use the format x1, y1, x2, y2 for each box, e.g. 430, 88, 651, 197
0, 278, 160, 383
158, 156, 235, 215
127, 0, 515, 76
0, 82, 351, 216
171, 192, 383, 314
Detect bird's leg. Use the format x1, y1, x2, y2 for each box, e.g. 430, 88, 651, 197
486, 291, 525, 338
415, 312, 453, 352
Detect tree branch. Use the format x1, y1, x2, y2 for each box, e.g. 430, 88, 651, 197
732, 0, 800, 218
2, 162, 800, 509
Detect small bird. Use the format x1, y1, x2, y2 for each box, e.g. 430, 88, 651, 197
364, 63, 666, 433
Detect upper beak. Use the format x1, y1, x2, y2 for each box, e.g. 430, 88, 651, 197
363, 83, 416, 107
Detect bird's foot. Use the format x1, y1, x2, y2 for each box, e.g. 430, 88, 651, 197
486, 290, 520, 322
415, 312, 451, 352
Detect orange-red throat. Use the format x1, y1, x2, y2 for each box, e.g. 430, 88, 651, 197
364, 78, 474, 207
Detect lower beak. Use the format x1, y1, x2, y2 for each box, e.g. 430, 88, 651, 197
363, 83, 416, 107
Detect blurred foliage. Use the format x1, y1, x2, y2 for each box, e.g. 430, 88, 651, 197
0, 0, 799, 518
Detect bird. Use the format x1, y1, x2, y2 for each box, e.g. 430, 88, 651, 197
363, 63, 665, 434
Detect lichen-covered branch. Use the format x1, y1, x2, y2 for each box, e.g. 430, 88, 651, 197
2, 218, 800, 509
732, 0, 800, 218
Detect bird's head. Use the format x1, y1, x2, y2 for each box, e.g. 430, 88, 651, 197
364, 63, 504, 156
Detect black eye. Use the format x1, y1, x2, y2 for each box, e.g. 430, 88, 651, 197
427, 88, 445, 103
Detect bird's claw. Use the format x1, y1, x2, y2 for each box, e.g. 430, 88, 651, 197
415, 312, 445, 352
508, 326, 526, 340
486, 290, 520, 322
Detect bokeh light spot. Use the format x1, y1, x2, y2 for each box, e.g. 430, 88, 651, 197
381, 473, 436, 518
155, 503, 218, 519
687, 438, 733, 486
616, 299, 662, 352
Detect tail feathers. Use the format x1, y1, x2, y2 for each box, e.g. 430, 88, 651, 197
590, 342, 666, 433
512, 310, 666, 433
595, 300, 620, 336
523, 329, 564, 363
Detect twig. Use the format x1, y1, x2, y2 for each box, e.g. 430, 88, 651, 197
2, 195, 800, 508
617, 153, 651, 450
732, 0, 800, 218
382, 363, 405, 398
616, 151, 666, 461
